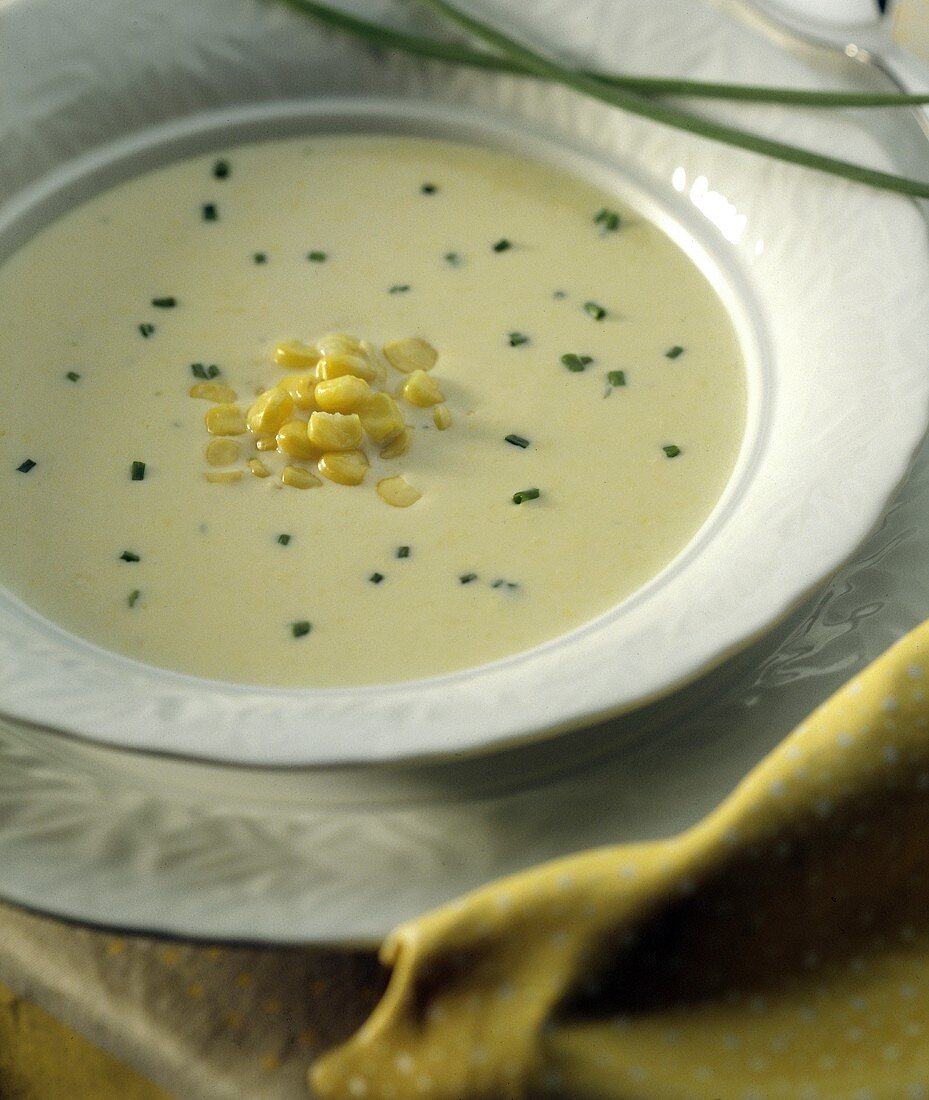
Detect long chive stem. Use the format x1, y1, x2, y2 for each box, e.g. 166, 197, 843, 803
418, 0, 929, 199
282, 0, 929, 199
281, 0, 929, 108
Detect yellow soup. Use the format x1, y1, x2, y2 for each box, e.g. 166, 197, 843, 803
0, 135, 746, 686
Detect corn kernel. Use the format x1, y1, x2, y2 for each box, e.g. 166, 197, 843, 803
281, 464, 321, 489
276, 372, 317, 410
307, 411, 363, 451
273, 340, 319, 370
248, 458, 271, 478
318, 450, 368, 486
379, 429, 410, 460
315, 375, 371, 413
203, 470, 242, 484
247, 388, 294, 434
205, 438, 241, 466
358, 340, 389, 384
377, 475, 421, 508
383, 337, 438, 374
189, 381, 237, 403
359, 392, 405, 444
401, 369, 444, 408
205, 404, 247, 435
277, 419, 318, 460
255, 435, 278, 451
315, 333, 363, 359
433, 404, 452, 430
315, 354, 377, 383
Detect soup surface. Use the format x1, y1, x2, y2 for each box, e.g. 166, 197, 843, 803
0, 135, 746, 686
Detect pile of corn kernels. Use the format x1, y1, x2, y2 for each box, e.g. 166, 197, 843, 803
191, 333, 450, 507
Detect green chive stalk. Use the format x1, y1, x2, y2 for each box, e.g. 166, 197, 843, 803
419, 0, 929, 199
282, 0, 929, 108
281, 0, 929, 199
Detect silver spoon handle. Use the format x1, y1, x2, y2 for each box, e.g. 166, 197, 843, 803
865, 38, 929, 138
870, 37, 929, 92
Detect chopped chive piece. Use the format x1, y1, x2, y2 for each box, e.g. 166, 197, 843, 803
665, 345, 685, 359
444, 251, 462, 265
130, 460, 146, 481
213, 159, 230, 179
307, 250, 328, 262
583, 301, 607, 321
190, 363, 220, 379
291, 620, 312, 638
369, 572, 385, 584
138, 323, 155, 338
552, 289, 567, 299
396, 545, 411, 559
561, 353, 593, 372
663, 444, 682, 458
607, 370, 626, 387
504, 434, 530, 448
513, 488, 540, 504
253, 251, 268, 264
459, 572, 478, 585
277, 533, 291, 546
127, 589, 141, 608
491, 579, 520, 590
594, 208, 621, 232
16, 458, 36, 473
492, 238, 512, 252
421, 182, 438, 194
65, 371, 81, 382
202, 203, 218, 221
508, 332, 530, 347
151, 296, 176, 309
120, 550, 140, 562
388, 284, 411, 294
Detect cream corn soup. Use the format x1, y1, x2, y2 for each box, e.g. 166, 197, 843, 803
0, 135, 746, 686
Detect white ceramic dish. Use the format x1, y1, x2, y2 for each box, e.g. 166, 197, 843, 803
0, 96, 772, 764
0, 0, 927, 941
1, 0, 928, 767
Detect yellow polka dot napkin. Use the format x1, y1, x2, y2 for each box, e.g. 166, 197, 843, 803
311, 618, 929, 1099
